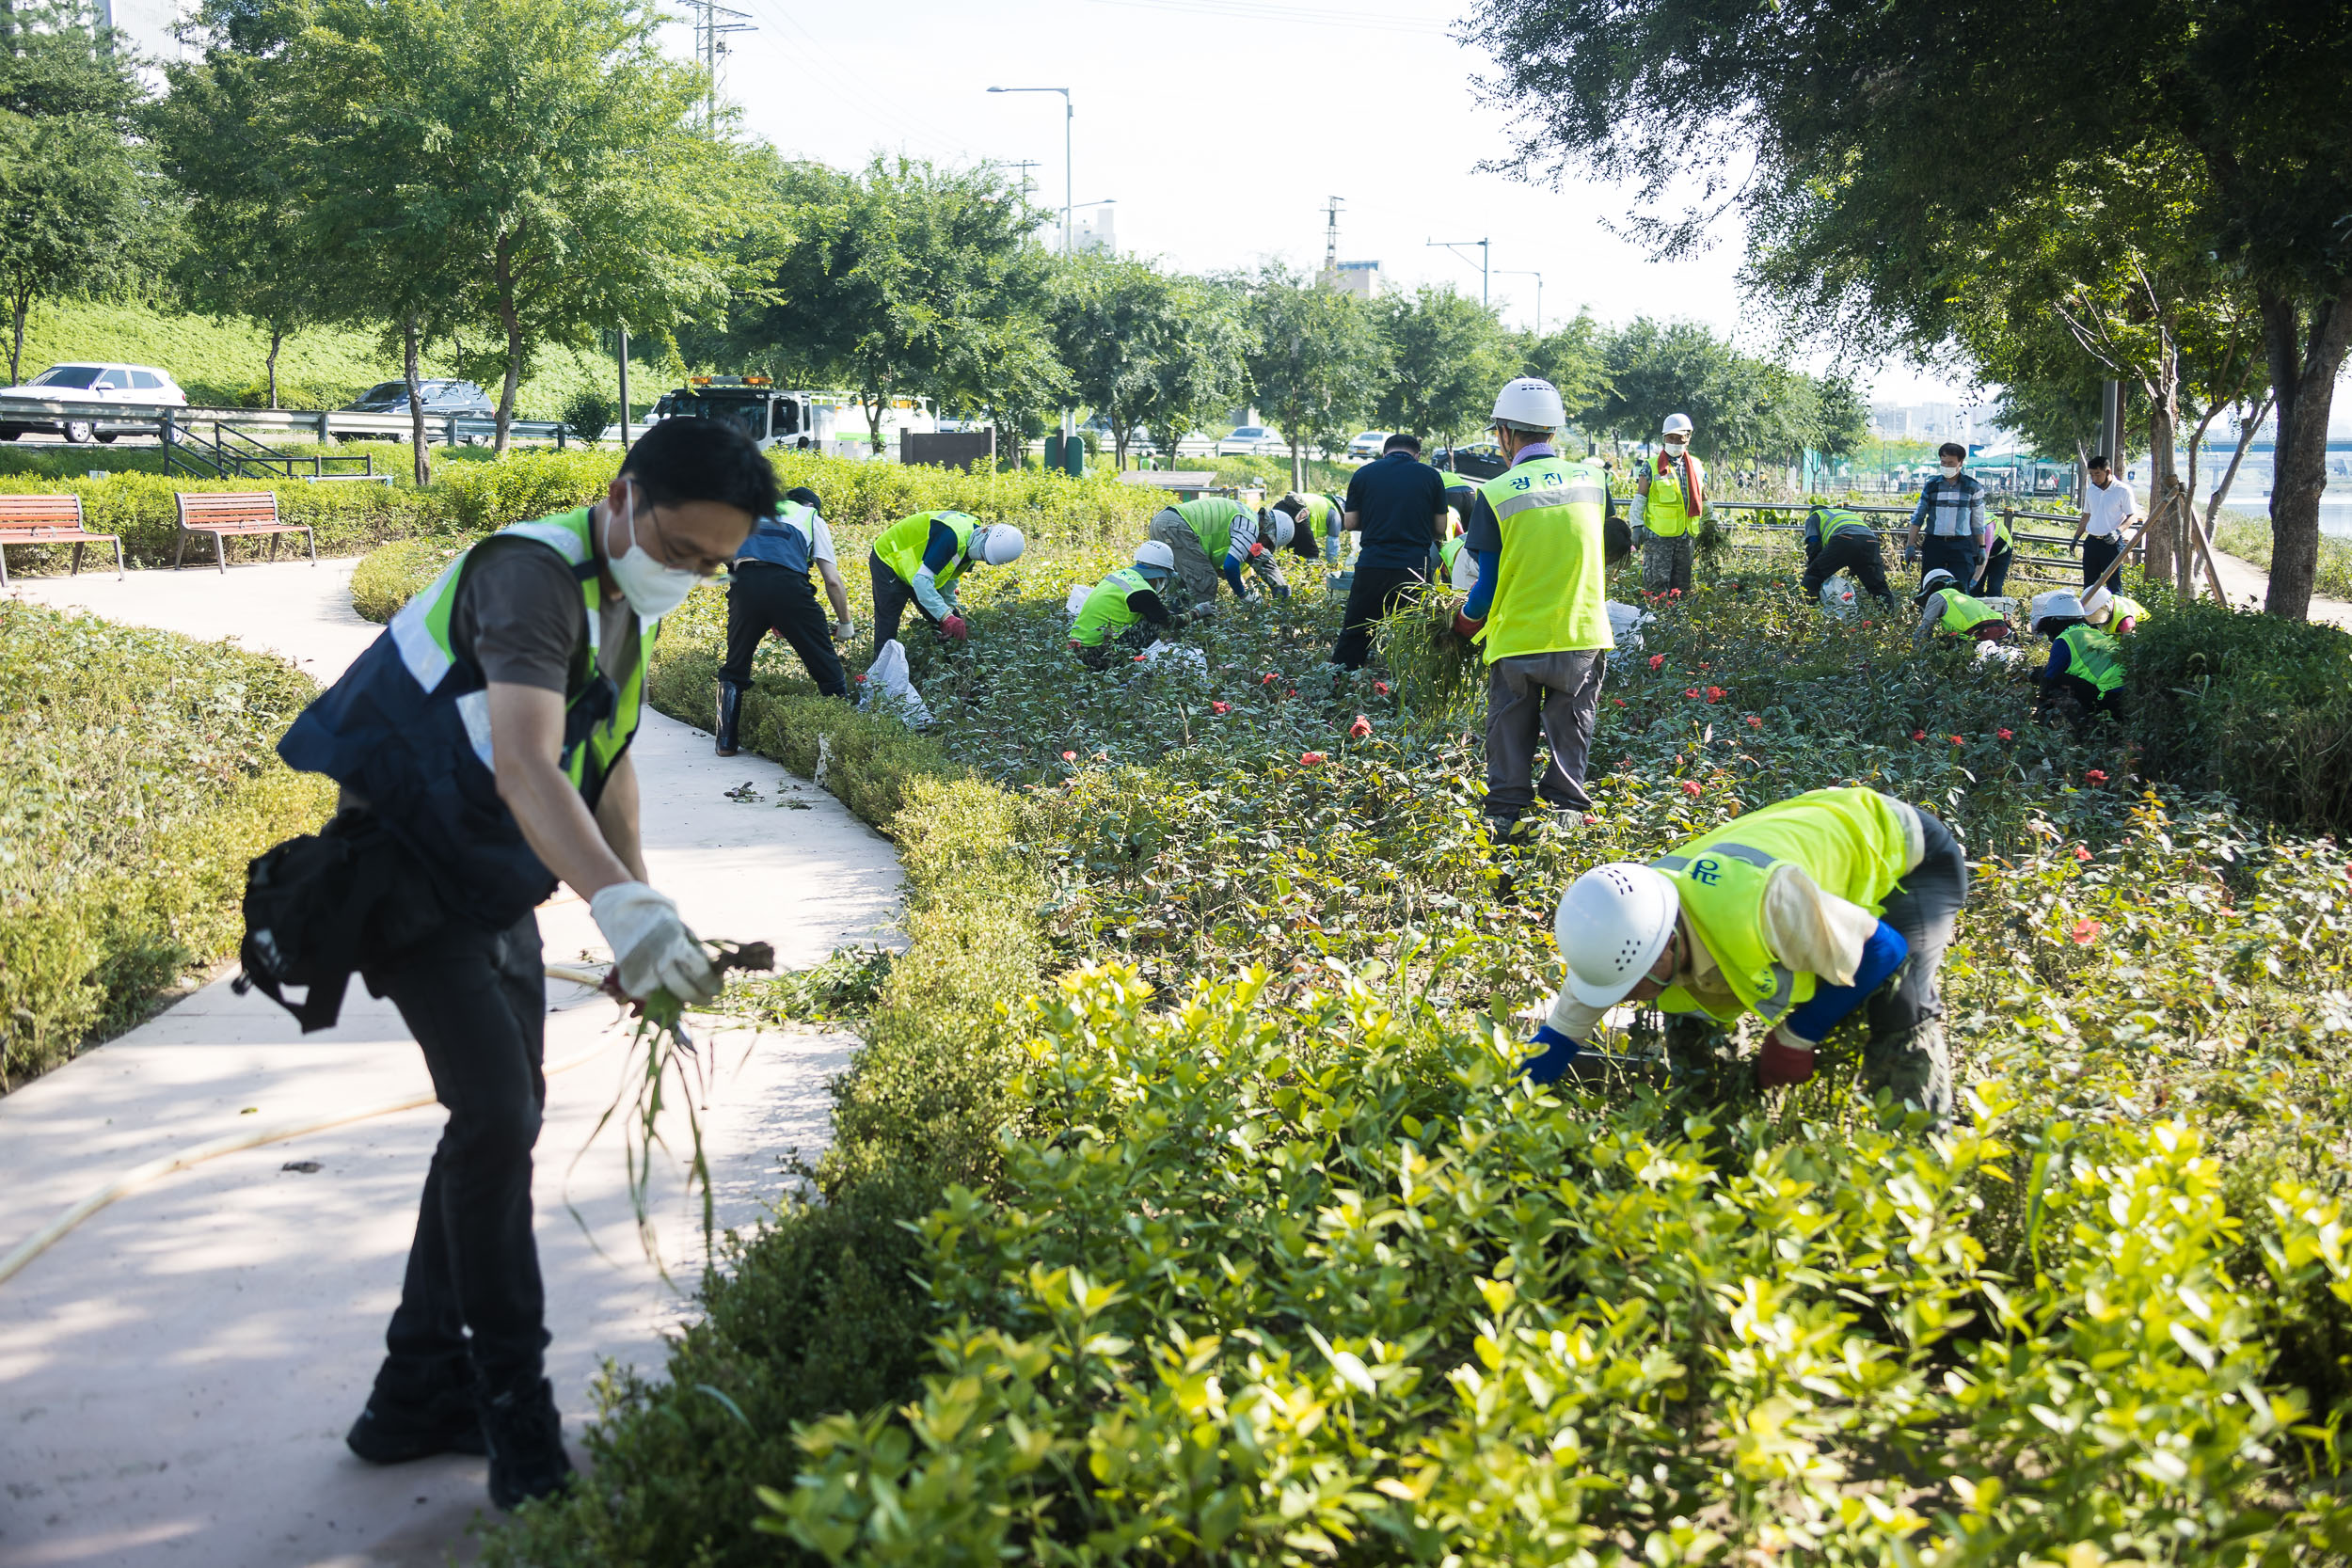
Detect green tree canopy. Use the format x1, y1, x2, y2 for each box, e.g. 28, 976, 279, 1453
1047, 254, 1248, 469
1519, 308, 1609, 437
1374, 284, 1512, 449
1245, 265, 1388, 490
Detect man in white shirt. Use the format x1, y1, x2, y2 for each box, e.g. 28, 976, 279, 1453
716, 484, 855, 754
2070, 453, 2140, 591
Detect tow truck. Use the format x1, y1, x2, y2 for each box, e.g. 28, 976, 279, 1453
645, 375, 935, 455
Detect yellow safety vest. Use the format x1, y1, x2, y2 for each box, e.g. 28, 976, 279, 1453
1475, 456, 1613, 662
1071, 566, 1152, 647
1645, 456, 1698, 539
2058, 626, 2125, 693
874, 510, 978, 592
1173, 496, 1252, 562
1650, 787, 1916, 1027
1935, 588, 2005, 636
2108, 594, 2149, 629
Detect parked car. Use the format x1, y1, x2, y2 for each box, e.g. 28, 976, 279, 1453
0, 361, 187, 443
1346, 430, 1391, 459
1216, 424, 1288, 458
343, 378, 496, 418
1432, 442, 1509, 482
1173, 432, 1217, 458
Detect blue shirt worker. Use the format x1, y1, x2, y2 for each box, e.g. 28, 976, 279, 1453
1455, 377, 1615, 834
867, 510, 1026, 651
273, 418, 771, 1512
1529, 786, 1966, 1128
2029, 590, 2125, 727
716, 485, 854, 755
1904, 443, 1991, 587
1146, 495, 1292, 614
1330, 432, 1450, 668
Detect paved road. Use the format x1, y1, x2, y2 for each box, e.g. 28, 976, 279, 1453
0, 561, 901, 1567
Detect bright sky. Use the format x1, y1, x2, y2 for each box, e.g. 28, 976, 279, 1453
104, 0, 1963, 406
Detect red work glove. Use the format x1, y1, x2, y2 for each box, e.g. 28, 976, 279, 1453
939, 613, 969, 643
1451, 611, 1486, 640
1756, 1031, 1817, 1089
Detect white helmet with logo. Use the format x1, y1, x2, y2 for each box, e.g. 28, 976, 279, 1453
1134, 539, 1176, 578
971, 523, 1025, 566
2029, 590, 2086, 632
1661, 413, 1693, 438
1554, 863, 1680, 1008
2081, 585, 2115, 620
1491, 376, 1566, 432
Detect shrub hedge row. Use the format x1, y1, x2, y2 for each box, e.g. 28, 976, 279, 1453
0, 603, 336, 1087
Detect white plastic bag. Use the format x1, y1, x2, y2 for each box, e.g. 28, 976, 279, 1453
1605, 599, 1652, 652
856, 638, 934, 728
1819, 578, 1859, 618
1065, 582, 1092, 618
1135, 640, 1207, 675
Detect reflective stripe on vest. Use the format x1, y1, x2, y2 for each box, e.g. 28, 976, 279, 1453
1072, 566, 1151, 646
1645, 458, 1695, 538
875, 511, 978, 593
1813, 507, 1874, 544
1936, 589, 2004, 636
1174, 496, 1250, 562
1646, 786, 1915, 1027
390, 509, 644, 790
735, 500, 818, 572
2059, 626, 2125, 693
1475, 457, 1614, 662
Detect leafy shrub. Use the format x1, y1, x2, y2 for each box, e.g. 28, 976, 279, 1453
349, 533, 480, 622
561, 388, 616, 446
491, 531, 2352, 1565
2127, 597, 2352, 832
0, 603, 334, 1086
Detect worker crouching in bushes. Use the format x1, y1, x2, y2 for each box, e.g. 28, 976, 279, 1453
2030, 590, 2125, 727
1912, 567, 2010, 645
2082, 584, 2149, 635
715, 486, 854, 756
1271, 489, 1350, 569
271, 418, 771, 1510
1147, 495, 1292, 613
1801, 504, 1897, 610
1070, 540, 1184, 669
867, 509, 1026, 650
1530, 785, 1966, 1129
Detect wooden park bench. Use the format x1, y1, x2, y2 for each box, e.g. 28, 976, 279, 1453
0, 494, 125, 588
172, 491, 316, 573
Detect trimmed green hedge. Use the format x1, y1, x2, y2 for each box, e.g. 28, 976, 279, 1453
0, 602, 336, 1088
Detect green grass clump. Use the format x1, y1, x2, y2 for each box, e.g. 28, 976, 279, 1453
0, 602, 333, 1086
489, 532, 2352, 1565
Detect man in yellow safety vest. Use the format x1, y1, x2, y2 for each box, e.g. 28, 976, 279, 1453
1528, 785, 1966, 1126
2030, 590, 2125, 725
866, 509, 1026, 650
1631, 411, 1707, 595
1452, 376, 1615, 836
1912, 567, 2010, 644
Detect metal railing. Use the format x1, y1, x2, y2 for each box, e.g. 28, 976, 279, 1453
0, 394, 572, 452
164, 419, 384, 482
1705, 499, 2108, 584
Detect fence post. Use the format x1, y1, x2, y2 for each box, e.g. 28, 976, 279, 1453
556, 424, 566, 451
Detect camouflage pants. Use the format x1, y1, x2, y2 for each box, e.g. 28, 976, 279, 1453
1641, 531, 1692, 595
1859, 810, 1966, 1127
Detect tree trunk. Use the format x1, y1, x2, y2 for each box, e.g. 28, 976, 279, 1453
2260, 278, 2352, 619
2141, 331, 2182, 593
493, 246, 521, 456
1290, 436, 1304, 496
8, 287, 25, 386
2204, 395, 2273, 532
404, 316, 431, 488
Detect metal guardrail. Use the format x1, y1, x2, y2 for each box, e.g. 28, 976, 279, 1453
0, 393, 570, 448
1707, 499, 2109, 583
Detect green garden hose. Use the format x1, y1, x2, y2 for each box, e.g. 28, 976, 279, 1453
0, 962, 616, 1290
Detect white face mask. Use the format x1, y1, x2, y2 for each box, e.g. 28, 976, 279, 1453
1662, 436, 1689, 452
603, 482, 701, 621
1942, 461, 1963, 477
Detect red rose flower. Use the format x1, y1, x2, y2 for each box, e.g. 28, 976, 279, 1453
1706, 686, 1725, 703
1300, 751, 1327, 766
1745, 715, 1762, 729
1582, 814, 1600, 826
1997, 728, 2013, 740
1061, 751, 1076, 761
1374, 680, 1391, 695
1211, 701, 1231, 714
2074, 846, 2091, 862
1911, 730, 1927, 741
1348, 715, 1372, 739
1262, 672, 1277, 686
1684, 688, 1702, 699
1949, 734, 1964, 745
1647, 654, 1666, 671
1680, 780, 1703, 797
2071, 918, 2102, 945
2086, 768, 2109, 784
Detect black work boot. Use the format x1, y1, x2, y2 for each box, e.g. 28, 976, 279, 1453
715, 679, 744, 756
346, 1355, 485, 1464
482, 1376, 573, 1511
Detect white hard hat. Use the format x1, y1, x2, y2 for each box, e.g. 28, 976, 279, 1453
1263, 510, 1295, 550
2081, 585, 2114, 619
1915, 567, 1957, 601
1555, 863, 1680, 1008
972, 524, 1025, 566
1491, 376, 1566, 431
1661, 413, 1693, 437
1134, 539, 1176, 577
2030, 590, 2086, 630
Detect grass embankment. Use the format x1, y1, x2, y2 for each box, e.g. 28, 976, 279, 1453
2213, 510, 2352, 602
485, 523, 2352, 1564
0, 603, 334, 1087
5, 295, 668, 418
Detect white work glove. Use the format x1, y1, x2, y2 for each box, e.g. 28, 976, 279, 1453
1630, 524, 1653, 546
589, 881, 721, 1006
832, 619, 855, 642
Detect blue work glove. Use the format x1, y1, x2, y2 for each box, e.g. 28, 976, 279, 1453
1520, 1024, 1584, 1085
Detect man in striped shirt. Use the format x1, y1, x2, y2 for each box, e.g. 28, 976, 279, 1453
1901, 443, 1990, 588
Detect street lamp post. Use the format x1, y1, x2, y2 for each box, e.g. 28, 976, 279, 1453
988, 85, 1073, 255
1426, 237, 1490, 307
1497, 269, 1542, 334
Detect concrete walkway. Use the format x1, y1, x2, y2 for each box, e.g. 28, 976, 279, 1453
2205, 546, 2352, 630
0, 562, 902, 1567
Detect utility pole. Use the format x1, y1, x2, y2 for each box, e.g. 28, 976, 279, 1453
1008, 160, 1041, 201
1323, 196, 1343, 283
1426, 237, 1490, 308
690, 0, 753, 134
616, 325, 631, 451
1498, 269, 1542, 334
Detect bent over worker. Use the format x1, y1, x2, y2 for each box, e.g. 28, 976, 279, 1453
1454, 376, 1613, 833
276, 418, 771, 1511
1912, 567, 2010, 645
2030, 590, 2124, 726
1147, 495, 1291, 612
1272, 489, 1350, 568
716, 486, 852, 755
2082, 584, 2148, 634
1530, 785, 1966, 1127
1801, 503, 1897, 609
1070, 539, 1183, 668
867, 509, 1026, 650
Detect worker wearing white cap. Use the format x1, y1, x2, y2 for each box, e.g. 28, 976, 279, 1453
1631, 412, 1707, 595
2029, 590, 2124, 725
1524, 785, 1965, 1127
2080, 584, 2148, 634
